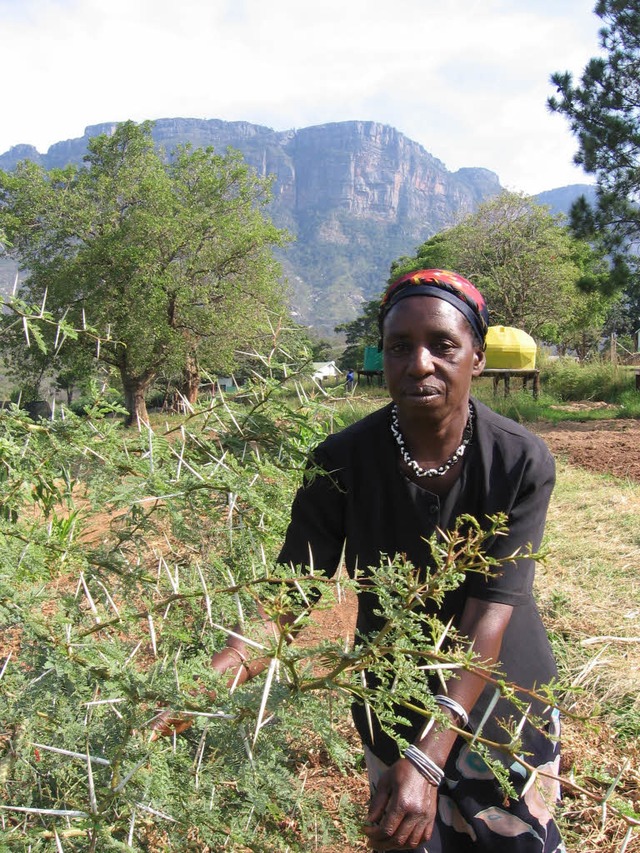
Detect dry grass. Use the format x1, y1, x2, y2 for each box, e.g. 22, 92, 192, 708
536, 462, 640, 852
539, 462, 640, 709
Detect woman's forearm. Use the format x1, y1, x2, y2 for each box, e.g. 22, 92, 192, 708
414, 597, 513, 765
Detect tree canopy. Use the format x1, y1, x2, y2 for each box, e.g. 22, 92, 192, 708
389, 192, 617, 355
0, 121, 289, 422
548, 0, 640, 333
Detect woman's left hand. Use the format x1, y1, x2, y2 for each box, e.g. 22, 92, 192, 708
363, 757, 437, 850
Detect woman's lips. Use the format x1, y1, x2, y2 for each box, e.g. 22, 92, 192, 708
406, 385, 439, 398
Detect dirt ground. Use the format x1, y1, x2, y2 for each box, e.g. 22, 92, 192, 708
531, 411, 640, 482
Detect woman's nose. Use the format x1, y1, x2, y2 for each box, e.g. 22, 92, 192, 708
408, 346, 434, 376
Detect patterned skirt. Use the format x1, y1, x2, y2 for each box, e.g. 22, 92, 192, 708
364, 710, 565, 853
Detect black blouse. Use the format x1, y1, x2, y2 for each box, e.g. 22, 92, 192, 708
278, 398, 558, 765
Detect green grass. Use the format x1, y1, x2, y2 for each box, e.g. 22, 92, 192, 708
328, 382, 640, 427
539, 358, 637, 403
539, 464, 638, 620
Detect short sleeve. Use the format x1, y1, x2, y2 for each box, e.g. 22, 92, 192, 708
466, 442, 556, 606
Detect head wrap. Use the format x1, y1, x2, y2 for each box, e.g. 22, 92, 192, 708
378, 268, 489, 345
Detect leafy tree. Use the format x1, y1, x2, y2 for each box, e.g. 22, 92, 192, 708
0, 122, 288, 424
390, 233, 453, 280
391, 191, 617, 352
548, 0, 640, 333
546, 238, 621, 360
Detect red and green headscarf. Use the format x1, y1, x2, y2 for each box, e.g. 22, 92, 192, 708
379, 269, 489, 345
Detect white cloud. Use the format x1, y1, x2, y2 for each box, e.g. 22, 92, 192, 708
0, 0, 602, 193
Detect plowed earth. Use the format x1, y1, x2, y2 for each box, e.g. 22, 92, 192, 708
532, 414, 640, 482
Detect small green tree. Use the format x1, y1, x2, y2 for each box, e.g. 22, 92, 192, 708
0, 121, 289, 424
391, 192, 616, 352
390, 233, 453, 280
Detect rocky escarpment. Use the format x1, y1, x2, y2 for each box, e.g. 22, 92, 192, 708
0, 118, 502, 331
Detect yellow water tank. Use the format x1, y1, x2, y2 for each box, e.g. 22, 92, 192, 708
484, 326, 536, 370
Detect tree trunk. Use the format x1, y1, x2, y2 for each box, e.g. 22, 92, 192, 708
122, 377, 151, 427
180, 351, 200, 406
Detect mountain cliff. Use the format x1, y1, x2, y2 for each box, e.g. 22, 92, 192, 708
0, 118, 571, 333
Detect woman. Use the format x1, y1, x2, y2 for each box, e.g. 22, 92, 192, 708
213, 269, 563, 852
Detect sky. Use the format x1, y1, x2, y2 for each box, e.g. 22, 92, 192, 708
0, 0, 604, 195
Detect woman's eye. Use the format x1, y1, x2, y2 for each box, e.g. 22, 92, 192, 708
432, 340, 456, 354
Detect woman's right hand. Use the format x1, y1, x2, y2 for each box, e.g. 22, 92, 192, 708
363, 758, 438, 850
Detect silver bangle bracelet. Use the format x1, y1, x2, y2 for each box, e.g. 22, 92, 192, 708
403, 745, 444, 787
434, 694, 469, 728
226, 646, 248, 665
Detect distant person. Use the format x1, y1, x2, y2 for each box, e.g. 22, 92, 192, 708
210, 269, 563, 852
346, 368, 355, 392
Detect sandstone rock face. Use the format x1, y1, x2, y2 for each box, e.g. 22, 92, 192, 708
0, 118, 502, 329
288, 121, 484, 224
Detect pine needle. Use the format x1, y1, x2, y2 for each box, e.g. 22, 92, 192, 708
127, 809, 136, 846
194, 726, 208, 790
520, 766, 539, 798
169, 442, 204, 480
0, 806, 89, 818
79, 573, 100, 623
94, 580, 120, 618
618, 825, 635, 853
196, 561, 213, 626
210, 625, 266, 653
470, 687, 501, 746
361, 669, 374, 744
124, 641, 142, 666
112, 758, 149, 794
134, 802, 176, 823
53, 826, 65, 853
148, 614, 157, 657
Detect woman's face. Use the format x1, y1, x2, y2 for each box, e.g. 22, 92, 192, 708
382, 295, 486, 420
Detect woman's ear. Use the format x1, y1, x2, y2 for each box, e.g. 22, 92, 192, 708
472, 347, 486, 377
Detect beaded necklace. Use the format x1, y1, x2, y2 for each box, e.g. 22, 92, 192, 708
390, 401, 474, 478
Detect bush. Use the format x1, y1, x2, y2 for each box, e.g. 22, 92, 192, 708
539, 358, 635, 403
0, 356, 351, 850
